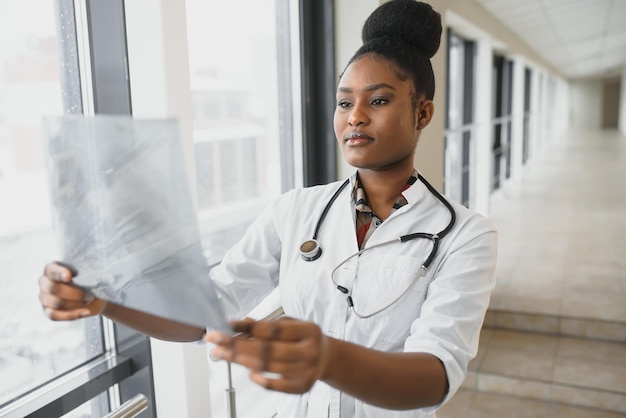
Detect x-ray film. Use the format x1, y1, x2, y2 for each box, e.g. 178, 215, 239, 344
43, 115, 229, 333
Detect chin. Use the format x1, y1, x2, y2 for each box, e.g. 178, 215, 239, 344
343, 158, 371, 169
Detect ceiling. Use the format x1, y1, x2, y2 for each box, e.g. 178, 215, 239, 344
473, 0, 626, 80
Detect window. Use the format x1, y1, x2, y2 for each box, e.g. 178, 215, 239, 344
186, 0, 299, 265
0, 0, 105, 414
1, 2, 155, 417
2, 0, 322, 415
445, 30, 475, 208
491, 55, 514, 191
184, 0, 301, 416
523, 67, 532, 164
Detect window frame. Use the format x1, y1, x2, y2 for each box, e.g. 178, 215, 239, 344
444, 29, 476, 208
0, 1, 156, 416
299, 0, 336, 186
1, 0, 338, 415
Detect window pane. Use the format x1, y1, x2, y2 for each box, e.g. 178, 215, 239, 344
185, 0, 296, 416
186, 0, 291, 265
0, 0, 104, 407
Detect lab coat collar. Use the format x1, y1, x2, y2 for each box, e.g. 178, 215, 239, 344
347, 169, 429, 207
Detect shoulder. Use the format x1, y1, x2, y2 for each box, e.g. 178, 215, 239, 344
450, 200, 496, 234
442, 200, 498, 259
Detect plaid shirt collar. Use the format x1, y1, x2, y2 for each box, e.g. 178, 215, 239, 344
351, 169, 419, 217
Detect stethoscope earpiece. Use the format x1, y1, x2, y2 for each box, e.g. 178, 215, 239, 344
300, 239, 323, 261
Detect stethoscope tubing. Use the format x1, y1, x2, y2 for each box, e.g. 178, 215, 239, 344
312, 178, 350, 240
308, 173, 456, 269
302, 173, 457, 318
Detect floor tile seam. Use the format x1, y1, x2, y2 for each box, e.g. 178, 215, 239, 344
553, 352, 626, 367
546, 399, 626, 417
483, 322, 626, 344
479, 340, 559, 356
473, 370, 626, 396
470, 387, 625, 416
487, 308, 626, 326
470, 387, 553, 409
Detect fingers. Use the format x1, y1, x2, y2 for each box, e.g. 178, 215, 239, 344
44, 261, 76, 283
211, 336, 310, 368
230, 317, 318, 342
39, 274, 86, 302
39, 262, 96, 320
249, 369, 318, 394
206, 318, 328, 394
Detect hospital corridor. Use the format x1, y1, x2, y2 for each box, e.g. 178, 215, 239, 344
437, 128, 626, 417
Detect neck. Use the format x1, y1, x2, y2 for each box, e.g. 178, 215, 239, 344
356, 167, 414, 220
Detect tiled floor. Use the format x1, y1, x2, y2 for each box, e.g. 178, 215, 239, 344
438, 129, 626, 417
488, 131, 626, 341
488, 129, 626, 330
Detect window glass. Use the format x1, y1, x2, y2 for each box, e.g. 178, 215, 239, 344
0, 0, 104, 409
186, 0, 292, 265
445, 31, 475, 207
185, 0, 296, 416
491, 55, 513, 191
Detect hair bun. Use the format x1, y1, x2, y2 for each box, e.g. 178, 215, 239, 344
361, 0, 442, 59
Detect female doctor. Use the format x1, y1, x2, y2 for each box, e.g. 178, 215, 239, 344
39, 0, 497, 416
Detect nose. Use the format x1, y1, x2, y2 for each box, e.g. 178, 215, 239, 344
348, 102, 369, 127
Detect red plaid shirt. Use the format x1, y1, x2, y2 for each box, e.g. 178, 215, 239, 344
352, 170, 418, 249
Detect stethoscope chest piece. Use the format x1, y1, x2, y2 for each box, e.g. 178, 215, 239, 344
300, 239, 322, 261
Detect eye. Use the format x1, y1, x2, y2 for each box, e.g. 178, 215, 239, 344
371, 98, 388, 106
337, 100, 352, 109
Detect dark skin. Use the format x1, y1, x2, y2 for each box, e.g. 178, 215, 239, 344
334, 55, 433, 220
38, 54, 447, 410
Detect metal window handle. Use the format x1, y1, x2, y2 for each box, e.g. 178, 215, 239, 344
103, 394, 149, 418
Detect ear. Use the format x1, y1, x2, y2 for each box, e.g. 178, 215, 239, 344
416, 100, 434, 131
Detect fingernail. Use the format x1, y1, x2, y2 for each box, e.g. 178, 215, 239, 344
56, 261, 79, 277
211, 347, 223, 360
206, 333, 222, 344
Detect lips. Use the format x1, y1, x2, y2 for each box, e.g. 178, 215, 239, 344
345, 131, 374, 146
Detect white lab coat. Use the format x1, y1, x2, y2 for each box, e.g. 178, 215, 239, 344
210, 173, 497, 417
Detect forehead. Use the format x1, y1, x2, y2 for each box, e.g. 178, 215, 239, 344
338, 55, 410, 90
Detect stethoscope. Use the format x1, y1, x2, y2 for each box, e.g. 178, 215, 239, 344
299, 173, 457, 318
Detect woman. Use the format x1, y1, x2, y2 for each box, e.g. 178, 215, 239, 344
39, 1, 497, 416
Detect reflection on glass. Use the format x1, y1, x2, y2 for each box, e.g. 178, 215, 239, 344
185, 0, 292, 416
186, 0, 285, 266
0, 0, 103, 408
444, 32, 474, 207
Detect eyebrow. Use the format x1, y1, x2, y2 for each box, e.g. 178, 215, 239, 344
337, 83, 397, 93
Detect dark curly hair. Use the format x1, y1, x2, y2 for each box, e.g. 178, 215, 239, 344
345, 0, 442, 106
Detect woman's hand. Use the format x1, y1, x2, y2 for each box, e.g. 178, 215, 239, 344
38, 261, 107, 320
206, 317, 330, 394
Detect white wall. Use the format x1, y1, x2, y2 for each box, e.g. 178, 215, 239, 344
569, 80, 603, 130
472, 35, 495, 216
